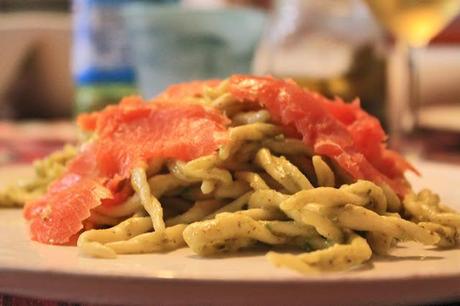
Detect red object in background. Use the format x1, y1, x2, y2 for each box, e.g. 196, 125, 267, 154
0, 296, 59, 306
0, 295, 107, 306
431, 16, 460, 44
0, 121, 76, 165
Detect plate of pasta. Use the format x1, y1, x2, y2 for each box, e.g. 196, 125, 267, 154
0, 75, 459, 306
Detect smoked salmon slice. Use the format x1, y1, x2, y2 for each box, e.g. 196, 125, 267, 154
24, 96, 229, 244
228, 75, 414, 196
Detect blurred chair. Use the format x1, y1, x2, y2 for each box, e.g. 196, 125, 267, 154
0, 12, 73, 119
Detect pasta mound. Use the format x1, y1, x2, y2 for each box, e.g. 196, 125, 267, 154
3, 79, 460, 273
76, 80, 459, 273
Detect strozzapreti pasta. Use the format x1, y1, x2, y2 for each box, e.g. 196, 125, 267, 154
3, 76, 459, 274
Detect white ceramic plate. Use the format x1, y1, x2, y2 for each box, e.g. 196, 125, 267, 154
0, 160, 459, 306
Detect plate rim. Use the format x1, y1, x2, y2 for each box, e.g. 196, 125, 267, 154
1, 266, 460, 306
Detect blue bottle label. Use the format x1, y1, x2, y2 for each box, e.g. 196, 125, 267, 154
73, 0, 135, 84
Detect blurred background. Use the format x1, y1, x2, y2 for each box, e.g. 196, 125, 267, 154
1, 0, 460, 164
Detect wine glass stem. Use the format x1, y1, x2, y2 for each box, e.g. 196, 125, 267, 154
392, 40, 420, 150
408, 45, 420, 135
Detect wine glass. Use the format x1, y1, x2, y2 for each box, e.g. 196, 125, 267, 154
364, 0, 460, 150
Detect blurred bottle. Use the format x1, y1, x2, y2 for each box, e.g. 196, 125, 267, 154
257, 0, 387, 126
72, 0, 178, 114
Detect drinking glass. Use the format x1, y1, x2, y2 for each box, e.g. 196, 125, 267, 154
123, 4, 266, 99
364, 0, 460, 151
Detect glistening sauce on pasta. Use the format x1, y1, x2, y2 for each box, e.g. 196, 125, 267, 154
2, 77, 459, 274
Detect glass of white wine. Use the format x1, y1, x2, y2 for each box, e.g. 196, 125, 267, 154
364, 0, 460, 151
